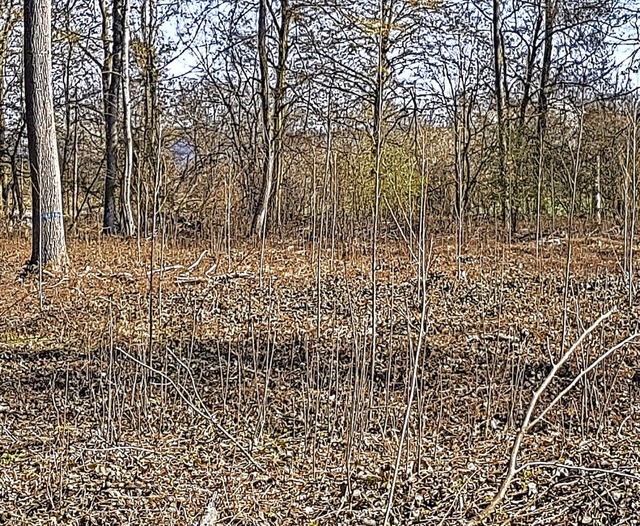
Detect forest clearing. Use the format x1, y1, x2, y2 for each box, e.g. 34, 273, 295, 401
3, 0, 640, 523
1, 230, 639, 525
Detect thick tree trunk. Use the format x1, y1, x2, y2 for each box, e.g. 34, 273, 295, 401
24, 0, 67, 266
251, 0, 274, 237
102, 0, 124, 234
119, 0, 135, 236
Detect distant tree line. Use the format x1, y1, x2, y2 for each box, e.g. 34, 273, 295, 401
2, 0, 640, 262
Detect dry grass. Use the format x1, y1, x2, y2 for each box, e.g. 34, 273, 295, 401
1, 230, 639, 525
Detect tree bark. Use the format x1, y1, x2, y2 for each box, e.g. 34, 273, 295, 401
273, 0, 291, 227
251, 0, 275, 237
24, 0, 67, 266
120, 0, 135, 236
492, 0, 509, 233
102, 0, 124, 234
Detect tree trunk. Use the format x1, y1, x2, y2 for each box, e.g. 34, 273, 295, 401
251, 0, 275, 237
10, 123, 25, 219
0, 8, 18, 215
535, 0, 555, 254
24, 0, 67, 266
0, 73, 8, 214
538, 0, 555, 139
142, 0, 160, 237
492, 0, 509, 233
72, 104, 79, 223
60, 4, 73, 216
518, 6, 543, 129
120, 0, 135, 236
595, 153, 602, 229
273, 0, 291, 228
369, 0, 391, 417
102, 0, 124, 234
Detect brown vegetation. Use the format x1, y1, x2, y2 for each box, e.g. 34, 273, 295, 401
1, 230, 639, 525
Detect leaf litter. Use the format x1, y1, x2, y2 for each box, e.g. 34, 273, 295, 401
0, 234, 639, 525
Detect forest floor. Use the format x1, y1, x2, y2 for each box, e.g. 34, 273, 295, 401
1, 228, 640, 526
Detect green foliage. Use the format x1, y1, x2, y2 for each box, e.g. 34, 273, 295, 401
340, 142, 423, 217
381, 144, 422, 206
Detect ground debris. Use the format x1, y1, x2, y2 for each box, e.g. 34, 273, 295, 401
1, 235, 639, 525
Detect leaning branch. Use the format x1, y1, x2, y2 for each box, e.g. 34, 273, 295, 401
473, 309, 638, 523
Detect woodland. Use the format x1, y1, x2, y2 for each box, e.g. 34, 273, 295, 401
2, 0, 640, 525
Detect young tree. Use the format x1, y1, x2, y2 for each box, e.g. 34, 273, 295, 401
251, 0, 274, 237
251, 0, 292, 237
24, 0, 67, 265
492, 0, 510, 233
0, 0, 20, 215
101, 0, 124, 234
272, 0, 292, 226
119, 0, 135, 236
534, 0, 555, 253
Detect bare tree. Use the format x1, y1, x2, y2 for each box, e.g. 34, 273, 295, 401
101, 0, 124, 234
119, 0, 135, 236
25, 0, 67, 265
0, 0, 20, 215
252, 0, 292, 237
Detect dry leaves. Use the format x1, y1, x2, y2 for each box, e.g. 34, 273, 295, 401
0, 234, 639, 525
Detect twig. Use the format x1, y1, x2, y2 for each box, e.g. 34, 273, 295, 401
529, 333, 639, 429
175, 271, 255, 285
474, 309, 620, 523
437, 470, 479, 526
175, 276, 208, 284
185, 250, 208, 275
204, 263, 219, 276
383, 299, 431, 525
209, 271, 255, 282
117, 347, 264, 472
148, 264, 183, 276
517, 461, 640, 482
